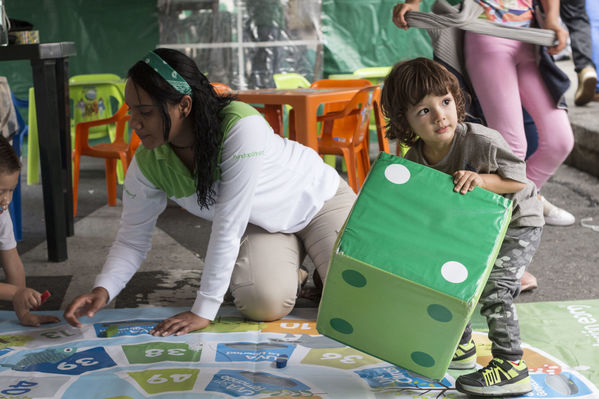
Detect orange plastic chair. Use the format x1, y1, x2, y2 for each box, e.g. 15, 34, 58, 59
211, 82, 233, 95
128, 130, 142, 159
312, 86, 378, 192
311, 79, 390, 155
310, 78, 372, 90
373, 86, 391, 155
72, 103, 131, 217
286, 78, 373, 141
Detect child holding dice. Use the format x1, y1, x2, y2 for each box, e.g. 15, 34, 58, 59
381, 57, 544, 397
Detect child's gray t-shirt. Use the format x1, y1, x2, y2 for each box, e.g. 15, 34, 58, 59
404, 122, 544, 228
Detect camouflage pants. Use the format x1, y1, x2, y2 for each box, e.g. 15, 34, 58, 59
462, 226, 543, 361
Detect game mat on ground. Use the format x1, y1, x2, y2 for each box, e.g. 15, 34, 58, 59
0, 299, 598, 398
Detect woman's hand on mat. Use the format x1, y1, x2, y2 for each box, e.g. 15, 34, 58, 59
63, 287, 109, 328
392, 1, 420, 30
150, 311, 211, 337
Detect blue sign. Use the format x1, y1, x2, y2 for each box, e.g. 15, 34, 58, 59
19, 347, 116, 375
93, 320, 158, 338
206, 369, 310, 397
215, 342, 294, 363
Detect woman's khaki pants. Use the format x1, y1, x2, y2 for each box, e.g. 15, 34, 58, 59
229, 179, 356, 321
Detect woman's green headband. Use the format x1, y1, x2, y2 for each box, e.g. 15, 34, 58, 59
143, 51, 192, 95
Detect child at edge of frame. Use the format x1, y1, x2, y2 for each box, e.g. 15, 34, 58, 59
380, 57, 544, 397
0, 135, 60, 327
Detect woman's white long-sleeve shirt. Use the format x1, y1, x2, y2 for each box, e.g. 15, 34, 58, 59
94, 101, 340, 320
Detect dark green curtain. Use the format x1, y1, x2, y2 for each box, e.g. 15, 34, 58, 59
0, 0, 158, 98
322, 0, 434, 76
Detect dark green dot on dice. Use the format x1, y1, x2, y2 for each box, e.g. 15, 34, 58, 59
330, 318, 354, 334
342, 269, 367, 287
411, 351, 435, 368
427, 304, 453, 322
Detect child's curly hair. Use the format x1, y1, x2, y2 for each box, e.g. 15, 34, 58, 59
381, 57, 467, 147
0, 135, 20, 175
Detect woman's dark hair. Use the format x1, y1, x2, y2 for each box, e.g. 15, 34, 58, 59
0, 135, 20, 175
128, 48, 235, 209
381, 57, 466, 147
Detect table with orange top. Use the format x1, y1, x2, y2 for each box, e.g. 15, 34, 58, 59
235, 87, 361, 151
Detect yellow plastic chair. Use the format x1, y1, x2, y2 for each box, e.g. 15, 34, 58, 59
352, 66, 392, 85
327, 73, 355, 80
272, 72, 311, 89
272, 72, 311, 137
27, 74, 126, 185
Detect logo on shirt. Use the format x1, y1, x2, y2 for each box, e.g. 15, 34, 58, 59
233, 150, 265, 160
125, 188, 137, 199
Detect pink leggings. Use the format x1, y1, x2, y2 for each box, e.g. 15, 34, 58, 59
464, 32, 574, 189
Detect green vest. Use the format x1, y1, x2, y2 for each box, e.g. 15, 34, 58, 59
135, 101, 260, 199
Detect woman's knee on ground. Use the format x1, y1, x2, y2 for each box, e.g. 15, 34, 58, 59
232, 281, 297, 322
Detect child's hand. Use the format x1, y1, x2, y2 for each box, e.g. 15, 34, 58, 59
12, 287, 42, 311
12, 288, 60, 326
453, 170, 483, 194
17, 312, 60, 327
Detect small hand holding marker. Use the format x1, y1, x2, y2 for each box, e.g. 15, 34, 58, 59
34, 290, 51, 310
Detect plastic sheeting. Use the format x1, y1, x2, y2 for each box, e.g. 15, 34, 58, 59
158, 0, 322, 89
322, 0, 434, 76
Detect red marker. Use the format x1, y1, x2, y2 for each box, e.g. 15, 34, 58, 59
34, 290, 51, 310
40, 290, 51, 304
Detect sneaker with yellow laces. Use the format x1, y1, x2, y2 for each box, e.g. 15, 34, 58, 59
450, 338, 477, 369
455, 358, 532, 397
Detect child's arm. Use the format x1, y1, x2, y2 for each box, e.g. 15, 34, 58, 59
453, 170, 526, 195
1, 249, 60, 327
1, 247, 26, 287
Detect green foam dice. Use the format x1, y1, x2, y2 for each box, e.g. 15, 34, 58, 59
316, 152, 512, 380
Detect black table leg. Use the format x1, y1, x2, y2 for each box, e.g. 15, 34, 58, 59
31, 57, 73, 262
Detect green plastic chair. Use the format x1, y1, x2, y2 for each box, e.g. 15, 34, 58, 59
27, 74, 126, 185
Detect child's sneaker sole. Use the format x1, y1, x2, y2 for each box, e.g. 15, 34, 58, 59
456, 376, 532, 397
450, 358, 477, 370
455, 358, 532, 397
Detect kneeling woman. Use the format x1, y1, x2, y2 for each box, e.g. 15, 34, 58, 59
64, 48, 355, 336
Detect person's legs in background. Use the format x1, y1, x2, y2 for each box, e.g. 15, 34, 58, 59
560, 0, 597, 105
465, 33, 530, 159
465, 33, 575, 223
517, 48, 575, 225
586, 0, 599, 99
465, 33, 574, 292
